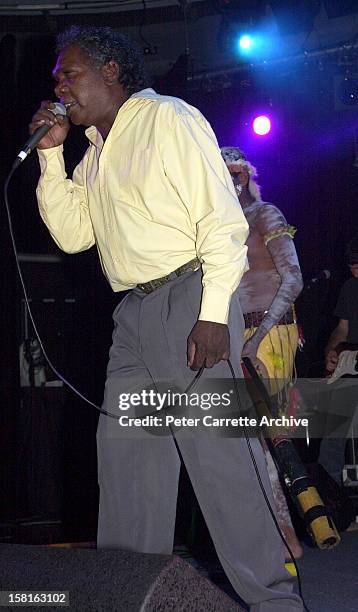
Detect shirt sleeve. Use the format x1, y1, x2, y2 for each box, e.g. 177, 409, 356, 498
36, 145, 95, 253
160, 103, 249, 324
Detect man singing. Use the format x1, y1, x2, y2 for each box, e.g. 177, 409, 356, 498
30, 26, 302, 611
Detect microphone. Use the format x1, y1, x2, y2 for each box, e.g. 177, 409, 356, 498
13, 103, 67, 169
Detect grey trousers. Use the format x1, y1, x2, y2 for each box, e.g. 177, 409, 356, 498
97, 269, 303, 611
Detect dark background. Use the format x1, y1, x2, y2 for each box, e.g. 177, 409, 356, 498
1, 15, 357, 542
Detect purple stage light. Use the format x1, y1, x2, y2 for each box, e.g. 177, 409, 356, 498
253, 115, 271, 136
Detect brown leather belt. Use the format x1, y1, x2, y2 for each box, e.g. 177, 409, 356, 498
137, 257, 201, 294
244, 307, 295, 329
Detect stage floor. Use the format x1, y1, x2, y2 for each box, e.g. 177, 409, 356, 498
175, 530, 358, 612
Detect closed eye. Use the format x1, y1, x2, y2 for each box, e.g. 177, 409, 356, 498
53, 70, 76, 82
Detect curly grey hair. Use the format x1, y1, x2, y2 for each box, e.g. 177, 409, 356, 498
56, 26, 150, 96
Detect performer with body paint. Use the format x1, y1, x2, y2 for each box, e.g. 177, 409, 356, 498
221, 146, 304, 559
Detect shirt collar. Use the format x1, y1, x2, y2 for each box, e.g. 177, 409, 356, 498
130, 87, 157, 99
85, 88, 158, 147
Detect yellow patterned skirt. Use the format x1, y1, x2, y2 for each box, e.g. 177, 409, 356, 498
244, 323, 298, 398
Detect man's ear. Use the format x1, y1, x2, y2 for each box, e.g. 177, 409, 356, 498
102, 60, 120, 86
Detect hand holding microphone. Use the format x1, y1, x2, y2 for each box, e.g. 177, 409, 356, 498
28, 100, 70, 149
14, 101, 70, 169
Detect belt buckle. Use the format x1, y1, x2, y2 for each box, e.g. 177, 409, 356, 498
138, 283, 151, 294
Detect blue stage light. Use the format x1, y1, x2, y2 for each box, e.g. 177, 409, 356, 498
239, 35, 253, 50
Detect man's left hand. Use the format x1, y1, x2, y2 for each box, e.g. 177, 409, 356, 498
187, 321, 230, 370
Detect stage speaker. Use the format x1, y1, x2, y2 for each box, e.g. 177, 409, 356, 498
0, 545, 243, 611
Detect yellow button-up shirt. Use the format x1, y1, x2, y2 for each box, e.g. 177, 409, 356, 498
37, 88, 248, 324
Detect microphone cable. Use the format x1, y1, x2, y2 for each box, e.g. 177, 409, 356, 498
4, 165, 204, 418
4, 164, 309, 611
